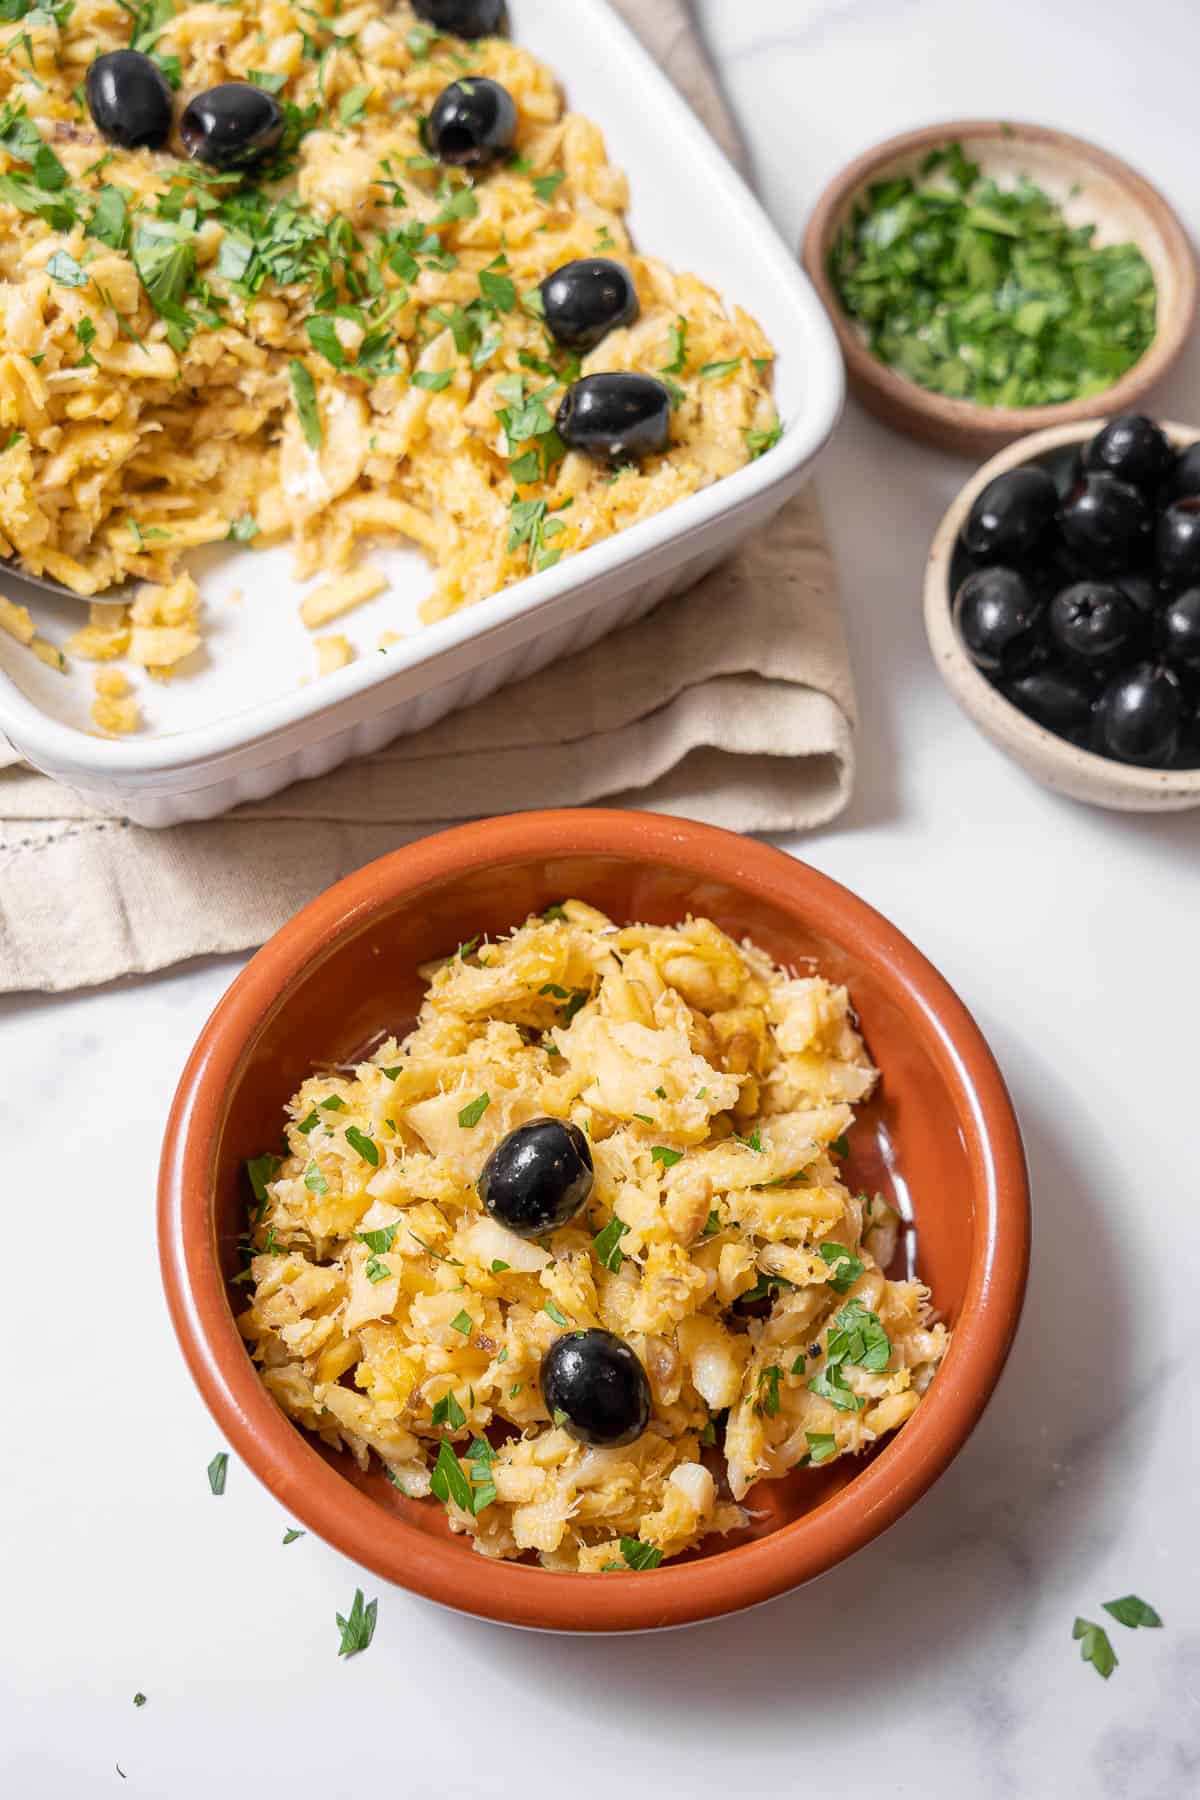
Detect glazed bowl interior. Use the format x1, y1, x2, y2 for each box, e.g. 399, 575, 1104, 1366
161, 813, 1028, 1632
802, 120, 1197, 457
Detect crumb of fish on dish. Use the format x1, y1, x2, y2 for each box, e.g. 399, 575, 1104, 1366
237, 901, 949, 1572
0, 1, 780, 731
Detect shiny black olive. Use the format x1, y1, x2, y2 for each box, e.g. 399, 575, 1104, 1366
85, 50, 173, 150
428, 77, 516, 168
541, 1328, 651, 1448
479, 1117, 592, 1240
1167, 442, 1200, 502
1048, 581, 1141, 670
962, 467, 1057, 564
1157, 496, 1200, 590
557, 373, 671, 464
180, 82, 285, 169
413, 0, 506, 37
1082, 413, 1172, 495
952, 567, 1042, 675
1059, 472, 1148, 572
1114, 572, 1159, 618
1005, 666, 1096, 742
1162, 588, 1200, 675
540, 259, 639, 351
1096, 661, 1183, 766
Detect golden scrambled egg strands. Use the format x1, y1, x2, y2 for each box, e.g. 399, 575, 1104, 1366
239, 902, 949, 1571
0, 1, 778, 724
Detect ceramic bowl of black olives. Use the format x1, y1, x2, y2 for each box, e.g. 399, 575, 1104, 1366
925, 415, 1200, 811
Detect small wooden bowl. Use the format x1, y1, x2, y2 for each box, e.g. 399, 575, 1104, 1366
803, 121, 1197, 458
925, 420, 1200, 812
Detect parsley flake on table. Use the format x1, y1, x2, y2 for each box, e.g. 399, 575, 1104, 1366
207, 1451, 228, 1495
282, 1527, 306, 1545
1073, 1617, 1118, 1679
335, 1587, 378, 1658
133, 1692, 146, 1708
1102, 1595, 1163, 1630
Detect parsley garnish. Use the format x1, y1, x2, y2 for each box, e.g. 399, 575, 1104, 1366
207, 1451, 228, 1495
701, 1208, 723, 1237
662, 315, 688, 374
829, 1134, 851, 1159
818, 1242, 864, 1293
803, 1432, 837, 1466
619, 1536, 663, 1571
490, 1259, 510, 1274
757, 1364, 782, 1417
357, 1224, 399, 1255
458, 1092, 490, 1128
344, 1126, 378, 1166
650, 1145, 682, 1169
335, 1587, 378, 1657
1102, 1595, 1162, 1629
289, 358, 321, 449
282, 1527, 305, 1544
543, 1300, 568, 1326
593, 1216, 629, 1272
531, 170, 566, 204
338, 84, 370, 126
1073, 1618, 1118, 1679
430, 1438, 473, 1513
133, 1693, 146, 1707
735, 1128, 764, 1153
450, 1309, 473, 1336
700, 357, 742, 381
246, 1154, 281, 1213
431, 1390, 466, 1430
304, 1161, 328, 1194
228, 513, 260, 543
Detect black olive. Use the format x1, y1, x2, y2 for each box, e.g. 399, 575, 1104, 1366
180, 82, 285, 169
1157, 496, 1200, 590
1096, 662, 1183, 766
1113, 572, 1160, 618
557, 373, 671, 464
1005, 666, 1096, 742
962, 467, 1057, 564
1167, 442, 1200, 502
479, 1117, 592, 1239
1082, 413, 1172, 495
540, 1328, 651, 1448
1059, 472, 1148, 572
952, 567, 1042, 675
85, 50, 174, 150
539, 259, 639, 351
1048, 581, 1142, 671
1162, 588, 1200, 675
413, 0, 506, 38
428, 77, 516, 168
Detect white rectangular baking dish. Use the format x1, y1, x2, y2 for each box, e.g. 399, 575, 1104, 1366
0, 0, 844, 827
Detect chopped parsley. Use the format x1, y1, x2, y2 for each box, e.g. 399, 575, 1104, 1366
618, 1536, 663, 1571
1073, 1618, 1118, 1680
650, 1145, 682, 1169
543, 1300, 568, 1326
335, 1588, 378, 1657
829, 143, 1157, 408
206, 1451, 228, 1496
133, 1693, 146, 1708
818, 1242, 864, 1294
757, 1364, 782, 1417
457, 1092, 490, 1129
593, 1216, 630, 1272
304, 1162, 328, 1194
490, 1259, 510, 1274
531, 169, 566, 204
245, 1154, 281, 1214
364, 1256, 392, 1284
449, 1309, 474, 1336
802, 1432, 837, 1466
282, 1527, 306, 1545
344, 1125, 378, 1166
661, 315, 688, 375
745, 418, 783, 458
701, 1208, 723, 1237
228, 513, 259, 546
1102, 1595, 1162, 1630
46, 249, 88, 289
431, 1389, 466, 1430
699, 356, 742, 382
430, 1437, 473, 1513
735, 1128, 764, 1153
289, 358, 321, 449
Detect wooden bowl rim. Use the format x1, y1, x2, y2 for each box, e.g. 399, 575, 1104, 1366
924, 417, 1200, 803
158, 811, 1031, 1633
802, 118, 1198, 449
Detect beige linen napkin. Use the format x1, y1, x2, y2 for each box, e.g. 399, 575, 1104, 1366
0, 0, 855, 996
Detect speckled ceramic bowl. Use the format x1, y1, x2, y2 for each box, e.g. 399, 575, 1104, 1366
926, 420, 1200, 812
158, 811, 1030, 1632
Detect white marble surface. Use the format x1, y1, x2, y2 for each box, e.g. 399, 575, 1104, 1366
5, 2, 1200, 1795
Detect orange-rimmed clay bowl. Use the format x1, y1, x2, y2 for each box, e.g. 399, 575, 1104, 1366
159, 810, 1030, 1633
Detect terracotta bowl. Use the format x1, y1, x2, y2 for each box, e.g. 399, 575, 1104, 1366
158, 810, 1030, 1632
802, 120, 1197, 458
926, 418, 1200, 812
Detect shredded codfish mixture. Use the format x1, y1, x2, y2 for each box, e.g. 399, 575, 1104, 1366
239, 901, 949, 1571
0, 0, 778, 721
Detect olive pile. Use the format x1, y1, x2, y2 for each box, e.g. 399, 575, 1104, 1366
952, 415, 1200, 768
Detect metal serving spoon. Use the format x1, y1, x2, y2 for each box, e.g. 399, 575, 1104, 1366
0, 559, 135, 604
